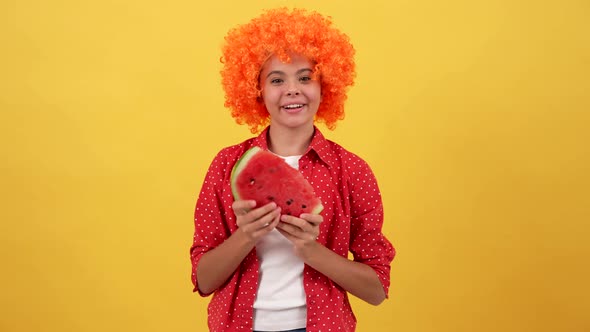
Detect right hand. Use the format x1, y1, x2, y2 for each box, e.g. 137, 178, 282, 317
232, 200, 281, 244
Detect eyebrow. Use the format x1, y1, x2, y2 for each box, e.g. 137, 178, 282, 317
265, 68, 313, 78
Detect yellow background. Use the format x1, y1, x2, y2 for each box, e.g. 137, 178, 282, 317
1, 0, 589, 331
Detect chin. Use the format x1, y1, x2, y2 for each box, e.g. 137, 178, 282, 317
273, 119, 314, 130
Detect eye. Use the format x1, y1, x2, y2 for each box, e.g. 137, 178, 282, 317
299, 76, 312, 83
270, 77, 283, 84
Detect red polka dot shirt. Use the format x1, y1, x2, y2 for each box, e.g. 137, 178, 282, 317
190, 127, 395, 332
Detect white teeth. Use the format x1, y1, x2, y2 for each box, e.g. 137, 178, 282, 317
283, 104, 303, 109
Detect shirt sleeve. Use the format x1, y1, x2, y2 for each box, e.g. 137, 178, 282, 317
189, 150, 233, 296
348, 157, 396, 298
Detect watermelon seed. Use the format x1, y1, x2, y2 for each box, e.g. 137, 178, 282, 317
285, 211, 291, 215
249, 178, 255, 185
267, 196, 275, 201
286, 199, 293, 205
302, 204, 307, 209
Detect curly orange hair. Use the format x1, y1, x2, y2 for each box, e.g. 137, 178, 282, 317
220, 8, 356, 133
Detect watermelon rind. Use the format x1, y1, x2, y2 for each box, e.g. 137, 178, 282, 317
230, 146, 262, 201
311, 204, 324, 214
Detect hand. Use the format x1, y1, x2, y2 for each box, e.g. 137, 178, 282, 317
232, 200, 281, 244
276, 213, 323, 257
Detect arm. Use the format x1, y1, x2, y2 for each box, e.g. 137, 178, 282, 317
304, 242, 386, 305
345, 158, 395, 302
196, 200, 281, 294
277, 214, 386, 305
277, 156, 394, 305
190, 150, 282, 295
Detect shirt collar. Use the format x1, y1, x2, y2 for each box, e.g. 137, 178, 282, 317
253, 126, 336, 168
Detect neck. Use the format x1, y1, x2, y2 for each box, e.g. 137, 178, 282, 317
267, 125, 314, 156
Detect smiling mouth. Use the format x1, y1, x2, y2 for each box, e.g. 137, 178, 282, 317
282, 104, 305, 110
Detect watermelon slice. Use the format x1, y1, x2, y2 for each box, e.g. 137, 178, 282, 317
230, 147, 324, 216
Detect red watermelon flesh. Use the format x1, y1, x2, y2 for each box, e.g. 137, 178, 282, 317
230, 147, 324, 216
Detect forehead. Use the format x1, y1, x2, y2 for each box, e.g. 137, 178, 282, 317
260, 54, 314, 74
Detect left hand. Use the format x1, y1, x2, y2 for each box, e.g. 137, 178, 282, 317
276, 213, 323, 257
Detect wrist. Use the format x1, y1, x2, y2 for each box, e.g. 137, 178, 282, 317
299, 240, 327, 265
231, 228, 257, 250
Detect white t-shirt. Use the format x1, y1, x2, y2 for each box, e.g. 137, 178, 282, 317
252, 155, 307, 331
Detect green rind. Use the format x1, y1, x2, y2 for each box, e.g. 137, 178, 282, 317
230, 146, 262, 201
311, 203, 324, 215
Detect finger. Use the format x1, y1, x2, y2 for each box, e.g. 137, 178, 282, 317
241, 206, 280, 231
253, 207, 281, 228
299, 213, 323, 225
276, 221, 300, 237
232, 200, 256, 216
248, 209, 281, 237
260, 210, 281, 231
277, 222, 317, 241
281, 215, 315, 232
246, 202, 278, 221
282, 214, 320, 241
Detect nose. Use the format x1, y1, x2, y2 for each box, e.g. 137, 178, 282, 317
285, 79, 300, 96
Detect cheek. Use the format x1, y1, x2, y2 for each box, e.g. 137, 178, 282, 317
260, 90, 279, 110
310, 86, 322, 103
260, 89, 273, 102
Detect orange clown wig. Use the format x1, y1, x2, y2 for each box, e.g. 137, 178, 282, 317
220, 8, 356, 134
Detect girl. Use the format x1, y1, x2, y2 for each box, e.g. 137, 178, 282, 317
190, 8, 395, 332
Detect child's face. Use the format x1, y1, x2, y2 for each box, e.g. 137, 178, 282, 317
259, 53, 321, 131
